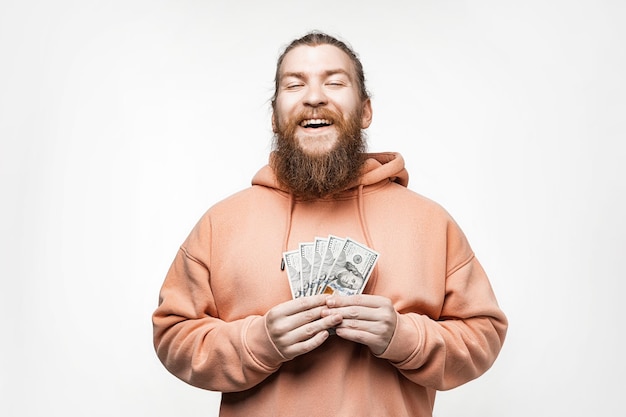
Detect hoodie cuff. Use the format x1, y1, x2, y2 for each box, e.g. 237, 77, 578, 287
244, 316, 287, 370
375, 313, 423, 364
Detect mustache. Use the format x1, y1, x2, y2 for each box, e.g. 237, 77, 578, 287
296, 108, 340, 122
278, 108, 342, 130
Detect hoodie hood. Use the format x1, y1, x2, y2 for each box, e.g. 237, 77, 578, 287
251, 152, 409, 194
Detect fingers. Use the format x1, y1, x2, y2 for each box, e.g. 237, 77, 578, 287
276, 314, 343, 359
321, 294, 397, 355
272, 294, 331, 317
267, 295, 334, 334
322, 295, 395, 322
272, 311, 342, 344
333, 319, 395, 356
325, 294, 387, 309
332, 327, 389, 356
265, 295, 343, 360
267, 296, 323, 330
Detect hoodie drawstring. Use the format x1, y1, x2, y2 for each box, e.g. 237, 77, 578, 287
357, 184, 374, 249
280, 193, 296, 270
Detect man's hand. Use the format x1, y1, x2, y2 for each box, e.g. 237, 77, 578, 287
322, 295, 397, 355
265, 294, 343, 360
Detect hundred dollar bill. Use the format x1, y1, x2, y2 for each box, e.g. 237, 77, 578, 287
309, 237, 328, 296
299, 242, 315, 297
321, 238, 379, 296
315, 235, 345, 295
283, 249, 303, 299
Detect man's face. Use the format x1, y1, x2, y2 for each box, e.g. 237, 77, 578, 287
272, 44, 372, 156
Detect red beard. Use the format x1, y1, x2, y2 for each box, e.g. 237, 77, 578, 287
271, 108, 366, 199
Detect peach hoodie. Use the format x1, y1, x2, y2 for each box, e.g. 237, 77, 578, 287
153, 152, 507, 417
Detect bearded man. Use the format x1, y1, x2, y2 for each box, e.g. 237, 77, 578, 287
270, 36, 370, 200
153, 32, 507, 417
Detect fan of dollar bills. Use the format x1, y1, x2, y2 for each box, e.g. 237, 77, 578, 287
283, 235, 379, 298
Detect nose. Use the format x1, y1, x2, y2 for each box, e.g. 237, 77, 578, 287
303, 82, 328, 107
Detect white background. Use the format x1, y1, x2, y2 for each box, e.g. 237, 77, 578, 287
1, 1, 624, 416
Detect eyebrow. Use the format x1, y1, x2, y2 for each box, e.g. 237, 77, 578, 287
280, 69, 352, 81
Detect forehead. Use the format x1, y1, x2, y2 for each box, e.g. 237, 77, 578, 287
279, 44, 356, 79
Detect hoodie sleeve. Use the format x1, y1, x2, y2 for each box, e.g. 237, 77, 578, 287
152, 215, 287, 393
376, 219, 508, 391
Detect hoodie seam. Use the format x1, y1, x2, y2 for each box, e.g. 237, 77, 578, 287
446, 252, 475, 278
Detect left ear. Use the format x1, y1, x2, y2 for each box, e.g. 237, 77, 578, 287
360, 99, 373, 129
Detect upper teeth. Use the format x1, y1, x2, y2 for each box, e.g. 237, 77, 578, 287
302, 119, 331, 127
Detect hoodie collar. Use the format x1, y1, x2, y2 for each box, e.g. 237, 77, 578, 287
251, 151, 409, 194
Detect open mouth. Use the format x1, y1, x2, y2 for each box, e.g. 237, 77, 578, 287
300, 119, 333, 129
